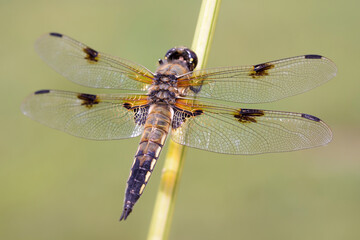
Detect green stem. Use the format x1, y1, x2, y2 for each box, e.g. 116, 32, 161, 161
146, 1, 221, 239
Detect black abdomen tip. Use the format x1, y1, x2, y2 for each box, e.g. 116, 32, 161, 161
34, 89, 50, 95
49, 32, 63, 38
119, 207, 133, 221
304, 54, 322, 59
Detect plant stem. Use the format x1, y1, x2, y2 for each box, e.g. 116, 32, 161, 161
146, 1, 221, 239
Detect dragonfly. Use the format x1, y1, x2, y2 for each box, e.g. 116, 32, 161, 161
21, 32, 337, 220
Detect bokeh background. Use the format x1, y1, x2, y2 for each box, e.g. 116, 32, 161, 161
1, 0, 359, 239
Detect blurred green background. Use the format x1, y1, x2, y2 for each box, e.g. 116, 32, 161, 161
1, 0, 359, 239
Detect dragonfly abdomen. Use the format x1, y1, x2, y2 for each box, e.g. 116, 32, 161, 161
120, 104, 173, 220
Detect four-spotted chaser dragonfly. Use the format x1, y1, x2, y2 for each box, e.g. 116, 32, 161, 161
21, 33, 337, 220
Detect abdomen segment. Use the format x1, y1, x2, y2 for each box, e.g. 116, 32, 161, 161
120, 104, 173, 220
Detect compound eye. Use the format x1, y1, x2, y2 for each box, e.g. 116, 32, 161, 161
164, 48, 178, 60
185, 49, 198, 71
164, 47, 198, 71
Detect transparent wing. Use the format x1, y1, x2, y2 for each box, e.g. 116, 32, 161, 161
171, 99, 332, 154
35, 33, 154, 91
21, 90, 150, 140
178, 55, 337, 103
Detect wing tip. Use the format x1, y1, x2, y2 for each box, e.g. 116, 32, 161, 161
304, 54, 338, 77
300, 113, 333, 142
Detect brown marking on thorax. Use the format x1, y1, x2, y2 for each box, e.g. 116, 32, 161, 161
155, 62, 189, 76
147, 62, 191, 104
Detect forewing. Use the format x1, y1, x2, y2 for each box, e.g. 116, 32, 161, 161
178, 55, 337, 103
171, 99, 332, 154
21, 90, 150, 140
35, 33, 154, 90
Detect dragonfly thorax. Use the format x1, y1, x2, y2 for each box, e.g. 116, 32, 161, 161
148, 73, 178, 104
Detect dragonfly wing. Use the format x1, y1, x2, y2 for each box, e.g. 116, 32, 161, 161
35, 33, 153, 91
171, 99, 332, 154
178, 55, 337, 103
21, 90, 150, 140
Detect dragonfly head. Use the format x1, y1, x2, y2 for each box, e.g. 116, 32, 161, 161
163, 47, 198, 71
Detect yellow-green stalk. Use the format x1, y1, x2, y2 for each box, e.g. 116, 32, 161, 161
146, 1, 221, 239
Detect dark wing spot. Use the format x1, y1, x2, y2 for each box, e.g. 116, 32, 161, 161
234, 109, 264, 123
83, 47, 99, 62
49, 32, 63, 38
193, 109, 203, 116
189, 85, 202, 94
249, 63, 275, 78
123, 102, 132, 109
34, 89, 50, 95
77, 93, 99, 108
301, 113, 321, 122
304, 54, 322, 59
172, 107, 203, 129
